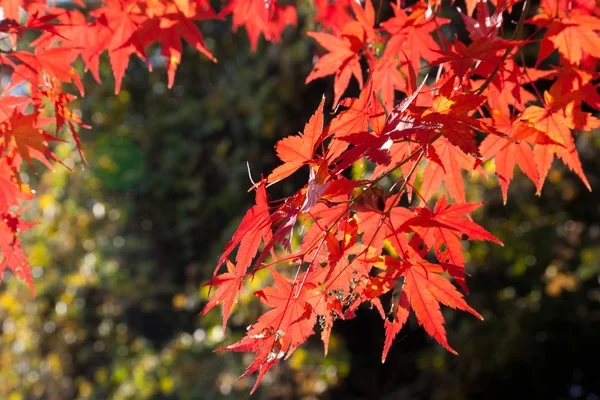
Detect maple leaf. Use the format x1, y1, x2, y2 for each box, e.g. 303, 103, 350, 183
89, 1, 148, 94
325, 83, 381, 161
222, 0, 297, 50
0, 209, 37, 295
420, 137, 485, 204
201, 260, 245, 332
40, 79, 90, 162
403, 196, 502, 292
474, 58, 538, 115
529, 4, 600, 66
431, 37, 527, 84
0, 155, 32, 211
520, 90, 599, 192
400, 264, 483, 354
133, 0, 217, 88
267, 97, 325, 184
214, 181, 272, 275
1, 112, 64, 172
314, 0, 353, 35
381, 2, 450, 71
356, 199, 414, 257
372, 43, 406, 111
5, 47, 84, 95
0, 0, 46, 22
382, 289, 409, 362
416, 83, 492, 157
219, 268, 316, 393
305, 25, 365, 107
480, 111, 550, 201
459, 0, 504, 40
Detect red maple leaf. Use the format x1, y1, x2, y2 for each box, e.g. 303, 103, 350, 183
222, 0, 296, 50
213, 181, 272, 275
201, 260, 245, 332
381, 1, 450, 71
529, 2, 600, 66
1, 112, 64, 172
218, 268, 316, 393
0, 209, 37, 295
305, 24, 366, 107
400, 264, 483, 354
412, 81, 496, 157
480, 111, 552, 201
420, 137, 485, 204
403, 196, 503, 292
267, 97, 326, 184
521, 90, 600, 192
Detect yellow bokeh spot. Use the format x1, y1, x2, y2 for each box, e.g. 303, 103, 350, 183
160, 376, 175, 394
98, 155, 119, 173
78, 380, 93, 397
289, 348, 307, 370
172, 294, 186, 309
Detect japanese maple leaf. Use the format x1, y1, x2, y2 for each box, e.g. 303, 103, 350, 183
398, 264, 483, 354
334, 82, 434, 173
420, 137, 485, 204
90, 1, 147, 94
459, 0, 504, 40
325, 83, 382, 161
5, 47, 84, 95
0, 210, 37, 295
349, 0, 376, 43
134, 0, 216, 87
30, 9, 110, 85
550, 63, 600, 110
219, 268, 316, 393
314, 0, 353, 35
431, 37, 527, 84
305, 283, 344, 356
40, 79, 90, 162
372, 43, 406, 111
0, 9, 65, 50
382, 289, 409, 362
214, 181, 272, 275
305, 25, 365, 107
0, 0, 46, 21
520, 90, 599, 192
267, 97, 325, 184
403, 196, 502, 290
201, 260, 245, 332
474, 58, 538, 115
381, 1, 450, 71
2, 112, 64, 172
356, 199, 414, 257
418, 87, 489, 156
0, 95, 29, 120
222, 0, 297, 50
0, 155, 32, 211
529, 4, 600, 66
480, 111, 550, 201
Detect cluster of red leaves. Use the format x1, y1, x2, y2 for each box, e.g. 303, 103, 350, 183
201, 0, 600, 392
0, 0, 296, 292
0, 0, 599, 394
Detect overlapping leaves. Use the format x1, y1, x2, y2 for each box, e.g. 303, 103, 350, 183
0, 0, 599, 394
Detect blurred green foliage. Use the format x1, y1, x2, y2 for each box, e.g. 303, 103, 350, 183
1, 2, 600, 399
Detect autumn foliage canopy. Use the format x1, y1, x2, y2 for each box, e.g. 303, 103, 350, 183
0, 0, 599, 393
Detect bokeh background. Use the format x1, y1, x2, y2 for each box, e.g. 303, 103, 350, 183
1, 1, 600, 399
